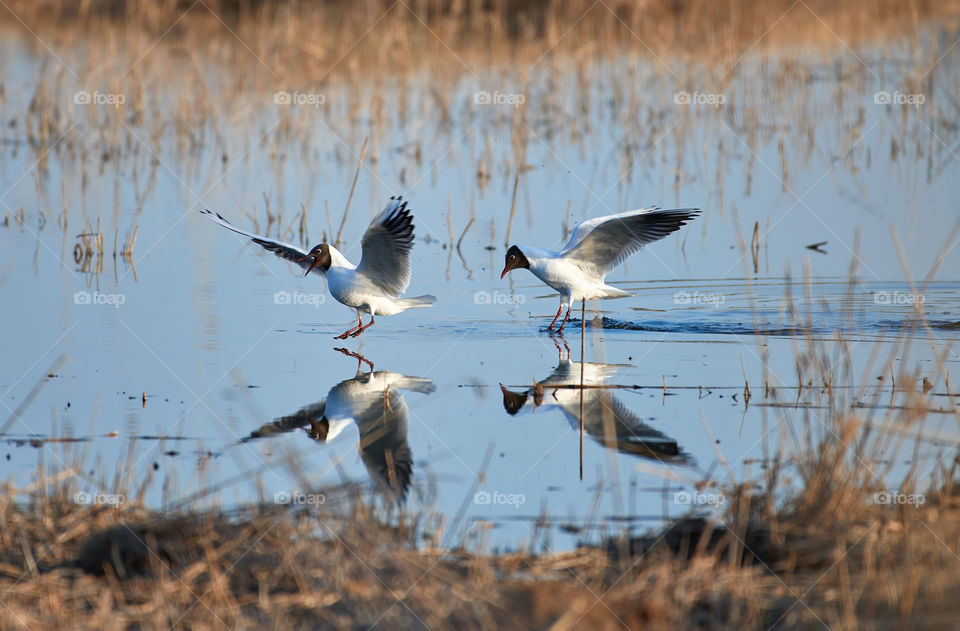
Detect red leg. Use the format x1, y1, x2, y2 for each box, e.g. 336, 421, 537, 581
334, 347, 374, 371
560, 332, 570, 358
350, 314, 375, 337
335, 317, 363, 340
556, 306, 571, 332
550, 332, 570, 360
546, 305, 563, 331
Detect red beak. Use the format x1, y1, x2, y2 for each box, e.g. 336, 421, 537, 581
499, 267, 509, 279
300, 255, 318, 277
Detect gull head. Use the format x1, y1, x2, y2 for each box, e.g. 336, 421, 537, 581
500, 245, 530, 279
307, 416, 330, 442
499, 383, 529, 415
299, 244, 332, 276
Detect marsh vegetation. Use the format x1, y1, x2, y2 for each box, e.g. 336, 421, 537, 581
2, 1, 960, 628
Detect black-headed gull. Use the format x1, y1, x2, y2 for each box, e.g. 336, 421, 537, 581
201, 196, 436, 339
317, 365, 432, 500
500, 207, 699, 331
499, 360, 689, 463
240, 350, 434, 501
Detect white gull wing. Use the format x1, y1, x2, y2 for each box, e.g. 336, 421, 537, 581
355, 196, 415, 296
353, 387, 413, 500
325, 371, 435, 424
200, 209, 319, 275
558, 207, 700, 277
327, 370, 432, 499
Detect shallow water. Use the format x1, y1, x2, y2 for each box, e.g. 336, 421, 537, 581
2, 24, 960, 551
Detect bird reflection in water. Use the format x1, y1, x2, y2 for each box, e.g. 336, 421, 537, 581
242, 349, 434, 501
499, 356, 689, 464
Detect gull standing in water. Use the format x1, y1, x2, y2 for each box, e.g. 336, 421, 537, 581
201, 196, 436, 339
500, 207, 699, 332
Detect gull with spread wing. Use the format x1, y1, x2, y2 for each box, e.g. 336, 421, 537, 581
500, 207, 699, 331
201, 196, 436, 339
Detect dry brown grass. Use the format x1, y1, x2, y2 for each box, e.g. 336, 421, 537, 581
6, 0, 958, 67
2, 457, 959, 629
7, 0, 959, 120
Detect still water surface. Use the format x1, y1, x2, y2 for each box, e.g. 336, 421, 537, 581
2, 27, 959, 550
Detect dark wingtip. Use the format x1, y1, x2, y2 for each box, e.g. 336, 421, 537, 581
661, 208, 701, 224
382, 199, 415, 246
199, 208, 229, 223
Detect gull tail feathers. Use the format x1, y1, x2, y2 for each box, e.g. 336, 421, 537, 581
394, 295, 437, 311
394, 377, 436, 394
597, 286, 633, 299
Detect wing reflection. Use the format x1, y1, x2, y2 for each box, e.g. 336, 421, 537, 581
500, 360, 690, 464
242, 351, 434, 501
